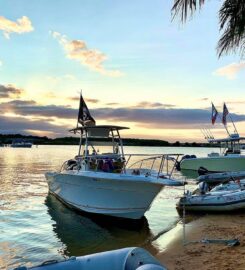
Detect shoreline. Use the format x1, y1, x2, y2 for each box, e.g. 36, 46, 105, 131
153, 214, 245, 270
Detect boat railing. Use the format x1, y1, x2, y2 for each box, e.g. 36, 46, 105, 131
61, 153, 182, 178
124, 154, 182, 178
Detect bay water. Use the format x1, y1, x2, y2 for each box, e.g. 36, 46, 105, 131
0, 145, 217, 269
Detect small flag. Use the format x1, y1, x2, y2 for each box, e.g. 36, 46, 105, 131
211, 103, 218, 125
77, 92, 96, 127
222, 103, 229, 126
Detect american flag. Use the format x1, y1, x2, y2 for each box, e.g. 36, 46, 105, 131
222, 103, 229, 126
211, 103, 218, 125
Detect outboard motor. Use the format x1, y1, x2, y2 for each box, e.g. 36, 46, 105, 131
198, 166, 210, 176
175, 154, 196, 171
66, 159, 77, 170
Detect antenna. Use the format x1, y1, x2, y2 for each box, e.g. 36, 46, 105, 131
226, 103, 239, 134
200, 129, 207, 139
202, 129, 209, 139
229, 114, 239, 134
217, 113, 230, 136
207, 129, 214, 139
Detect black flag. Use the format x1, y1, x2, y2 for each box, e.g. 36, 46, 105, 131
77, 93, 96, 127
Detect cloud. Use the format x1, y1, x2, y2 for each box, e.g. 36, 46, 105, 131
135, 101, 175, 108
91, 107, 245, 129
106, 102, 120, 106
0, 84, 24, 98
1, 99, 245, 131
0, 100, 76, 119
51, 31, 123, 77
68, 96, 99, 104
0, 115, 66, 136
0, 60, 3, 66
0, 16, 34, 39
226, 100, 245, 105
213, 62, 245, 80
86, 98, 99, 103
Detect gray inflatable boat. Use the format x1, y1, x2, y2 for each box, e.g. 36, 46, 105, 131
14, 247, 166, 270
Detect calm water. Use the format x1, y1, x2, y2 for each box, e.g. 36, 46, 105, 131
0, 145, 217, 269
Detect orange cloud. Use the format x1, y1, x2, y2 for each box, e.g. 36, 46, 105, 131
0, 16, 34, 38
51, 31, 123, 77
213, 62, 245, 80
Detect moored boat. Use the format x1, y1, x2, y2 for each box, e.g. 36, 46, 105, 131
11, 139, 33, 148
177, 189, 245, 213
13, 247, 167, 270
45, 93, 184, 220
180, 103, 245, 173
197, 170, 245, 184
180, 134, 245, 172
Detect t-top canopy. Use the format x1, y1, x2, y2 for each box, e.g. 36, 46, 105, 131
70, 125, 129, 138
208, 136, 245, 143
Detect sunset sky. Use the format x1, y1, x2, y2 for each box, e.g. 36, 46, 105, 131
1, 0, 245, 142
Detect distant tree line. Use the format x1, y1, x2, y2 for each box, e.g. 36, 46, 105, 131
0, 133, 217, 147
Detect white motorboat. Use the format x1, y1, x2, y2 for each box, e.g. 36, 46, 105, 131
180, 134, 245, 172
11, 139, 33, 148
177, 189, 245, 213
13, 247, 166, 270
45, 94, 183, 220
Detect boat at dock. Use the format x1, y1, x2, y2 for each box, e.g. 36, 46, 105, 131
45, 93, 184, 220
177, 189, 245, 213
180, 134, 245, 173
13, 247, 167, 270
180, 103, 245, 173
11, 139, 33, 148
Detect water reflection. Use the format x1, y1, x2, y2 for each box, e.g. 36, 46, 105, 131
0, 146, 209, 268
45, 194, 157, 256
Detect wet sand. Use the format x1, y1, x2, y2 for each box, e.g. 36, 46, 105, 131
154, 214, 245, 270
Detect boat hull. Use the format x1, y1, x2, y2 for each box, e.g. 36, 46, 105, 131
180, 156, 245, 172
45, 171, 163, 219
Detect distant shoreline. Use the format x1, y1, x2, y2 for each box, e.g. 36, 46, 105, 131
0, 133, 218, 147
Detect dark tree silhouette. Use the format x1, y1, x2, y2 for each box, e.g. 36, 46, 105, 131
172, 0, 245, 57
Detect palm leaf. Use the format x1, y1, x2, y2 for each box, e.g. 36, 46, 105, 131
218, 0, 245, 56
172, 0, 205, 22
172, 0, 245, 57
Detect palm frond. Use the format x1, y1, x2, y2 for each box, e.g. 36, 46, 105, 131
218, 0, 245, 57
171, 0, 245, 57
171, 0, 205, 22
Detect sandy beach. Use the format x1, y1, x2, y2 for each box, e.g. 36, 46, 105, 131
154, 214, 245, 270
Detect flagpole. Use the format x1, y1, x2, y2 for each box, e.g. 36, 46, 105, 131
77, 90, 82, 128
